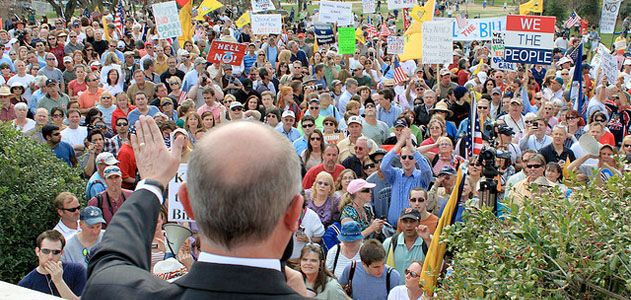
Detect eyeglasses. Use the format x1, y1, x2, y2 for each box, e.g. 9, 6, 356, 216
410, 197, 426, 203
354, 146, 364, 151
40, 248, 62, 255
231, 107, 244, 112
358, 188, 371, 193
302, 123, 314, 128
309, 106, 319, 110
401, 155, 415, 160
324, 122, 335, 126
310, 136, 322, 141
62, 206, 81, 212
526, 164, 543, 169
52, 113, 63, 118
316, 181, 330, 187
405, 269, 420, 278
363, 163, 375, 169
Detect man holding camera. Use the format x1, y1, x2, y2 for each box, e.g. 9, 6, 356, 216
519, 115, 552, 152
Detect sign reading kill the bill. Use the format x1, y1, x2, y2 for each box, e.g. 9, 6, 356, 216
168, 164, 194, 222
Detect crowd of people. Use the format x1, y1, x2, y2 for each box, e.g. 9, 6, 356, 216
3, 2, 630, 299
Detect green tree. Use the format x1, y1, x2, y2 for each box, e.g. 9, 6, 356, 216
0, 124, 86, 284
544, 0, 566, 24
436, 175, 631, 299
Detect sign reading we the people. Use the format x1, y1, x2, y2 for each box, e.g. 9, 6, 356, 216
168, 164, 194, 222
503, 15, 556, 65
152, 1, 183, 39
206, 41, 247, 66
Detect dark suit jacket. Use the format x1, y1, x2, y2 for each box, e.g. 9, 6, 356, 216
83, 189, 305, 299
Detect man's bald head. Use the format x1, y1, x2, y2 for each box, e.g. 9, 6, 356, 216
186, 121, 302, 249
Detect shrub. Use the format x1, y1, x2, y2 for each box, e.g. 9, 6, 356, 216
0, 123, 86, 284
436, 174, 631, 299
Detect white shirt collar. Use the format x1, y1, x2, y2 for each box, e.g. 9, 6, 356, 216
197, 252, 281, 271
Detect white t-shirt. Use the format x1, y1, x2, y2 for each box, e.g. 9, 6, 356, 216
387, 285, 422, 300
325, 244, 362, 279
61, 126, 88, 148
7, 74, 35, 101
291, 208, 325, 259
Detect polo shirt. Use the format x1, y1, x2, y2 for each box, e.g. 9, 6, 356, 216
52, 141, 75, 167
37, 93, 70, 113
127, 106, 160, 127
383, 234, 426, 284
302, 163, 346, 189
376, 104, 402, 128
538, 144, 576, 164
275, 124, 301, 142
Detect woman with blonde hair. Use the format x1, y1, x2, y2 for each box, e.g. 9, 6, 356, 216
429, 136, 464, 176
101, 52, 123, 93
305, 171, 340, 228
276, 49, 292, 74
334, 169, 356, 198
418, 117, 446, 158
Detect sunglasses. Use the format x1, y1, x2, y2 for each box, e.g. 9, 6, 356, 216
405, 269, 420, 278
477, 106, 488, 110
324, 122, 335, 126
363, 163, 376, 169
316, 181, 330, 186
231, 107, 244, 112
358, 188, 371, 193
401, 155, 415, 160
410, 197, 425, 203
62, 206, 81, 212
354, 146, 364, 151
310, 136, 322, 141
117, 122, 128, 126
46, 58, 56, 61
52, 113, 63, 117
302, 123, 314, 128
40, 248, 62, 255
309, 106, 319, 110
624, 144, 631, 147
595, 118, 606, 122
101, 96, 111, 100
526, 164, 543, 169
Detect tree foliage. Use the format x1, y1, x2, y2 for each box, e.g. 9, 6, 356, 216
0, 124, 86, 284
436, 175, 631, 299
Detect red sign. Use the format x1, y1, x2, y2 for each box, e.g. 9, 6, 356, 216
206, 41, 247, 66
506, 15, 556, 33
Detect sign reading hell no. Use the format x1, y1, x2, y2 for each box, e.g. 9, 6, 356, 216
206, 40, 248, 66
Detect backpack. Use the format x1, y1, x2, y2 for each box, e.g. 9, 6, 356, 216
386, 233, 429, 268
343, 261, 393, 297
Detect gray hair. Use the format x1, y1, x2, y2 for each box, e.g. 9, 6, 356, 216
345, 78, 358, 89
14, 102, 28, 111
356, 136, 372, 150
186, 121, 302, 249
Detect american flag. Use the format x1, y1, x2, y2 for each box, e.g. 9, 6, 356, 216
469, 93, 483, 156
379, 23, 392, 37
393, 57, 408, 84
114, 0, 125, 36
564, 11, 581, 29
365, 24, 378, 38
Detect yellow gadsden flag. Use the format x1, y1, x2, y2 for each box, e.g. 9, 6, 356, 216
195, 0, 224, 20
519, 0, 543, 15
178, 0, 194, 47
420, 166, 465, 295
355, 27, 366, 44
235, 11, 251, 28
399, 0, 435, 61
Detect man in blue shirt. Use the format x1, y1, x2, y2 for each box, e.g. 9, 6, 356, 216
376, 89, 402, 128
288, 41, 309, 68
18, 230, 86, 298
276, 110, 301, 142
242, 43, 257, 75
381, 128, 433, 226
338, 239, 400, 300
43, 124, 77, 167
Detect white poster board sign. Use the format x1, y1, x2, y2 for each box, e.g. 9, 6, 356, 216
167, 164, 194, 222
362, 0, 376, 14
152, 1, 183, 39
251, 0, 276, 13
422, 21, 453, 65
387, 36, 404, 54
251, 14, 282, 35
600, 0, 622, 34
387, 0, 417, 10
490, 31, 517, 71
600, 44, 619, 84
319, 0, 354, 26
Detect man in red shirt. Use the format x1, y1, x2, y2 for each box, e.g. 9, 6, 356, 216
117, 139, 136, 190
302, 144, 345, 189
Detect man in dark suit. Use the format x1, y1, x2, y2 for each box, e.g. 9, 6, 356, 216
82, 116, 306, 299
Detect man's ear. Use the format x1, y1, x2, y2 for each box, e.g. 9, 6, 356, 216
283, 194, 304, 232
178, 183, 195, 220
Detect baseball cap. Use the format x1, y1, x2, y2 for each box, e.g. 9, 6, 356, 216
337, 221, 363, 242
346, 178, 376, 194
331, 79, 342, 86
347, 115, 362, 126
103, 166, 122, 178
439, 68, 451, 76
400, 208, 421, 221
369, 149, 387, 161
80, 206, 106, 225
557, 56, 572, 66
160, 98, 174, 106
491, 87, 502, 95
194, 57, 207, 66
281, 110, 295, 119
96, 152, 119, 165
45, 79, 58, 86
438, 166, 457, 176
63, 56, 72, 63
394, 119, 407, 128
229, 101, 244, 110
509, 98, 523, 105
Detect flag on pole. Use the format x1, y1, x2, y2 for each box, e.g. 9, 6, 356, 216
400, 0, 434, 61
519, 0, 543, 15
83, 7, 91, 19
564, 11, 581, 28
466, 92, 484, 156
379, 23, 393, 37
177, 0, 194, 48
420, 166, 466, 295
393, 57, 408, 84
114, 0, 125, 36
195, 0, 224, 20
355, 27, 366, 44
365, 24, 378, 38
570, 44, 585, 116
235, 11, 251, 28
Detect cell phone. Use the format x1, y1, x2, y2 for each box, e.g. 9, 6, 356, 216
532, 122, 539, 129
151, 243, 158, 249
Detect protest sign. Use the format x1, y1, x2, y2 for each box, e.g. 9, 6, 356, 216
338, 27, 356, 55
387, 36, 404, 54
251, 14, 282, 35
206, 40, 247, 66
422, 21, 452, 64
503, 15, 556, 65
314, 23, 335, 46
251, 0, 275, 13
490, 31, 517, 71
436, 17, 505, 41
600, 44, 618, 84
152, 1, 182, 39
168, 164, 194, 222
600, 0, 622, 34
319, 0, 353, 26
362, 0, 376, 14
387, 0, 416, 10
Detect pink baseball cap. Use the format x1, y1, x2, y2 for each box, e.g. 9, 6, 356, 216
346, 179, 376, 194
